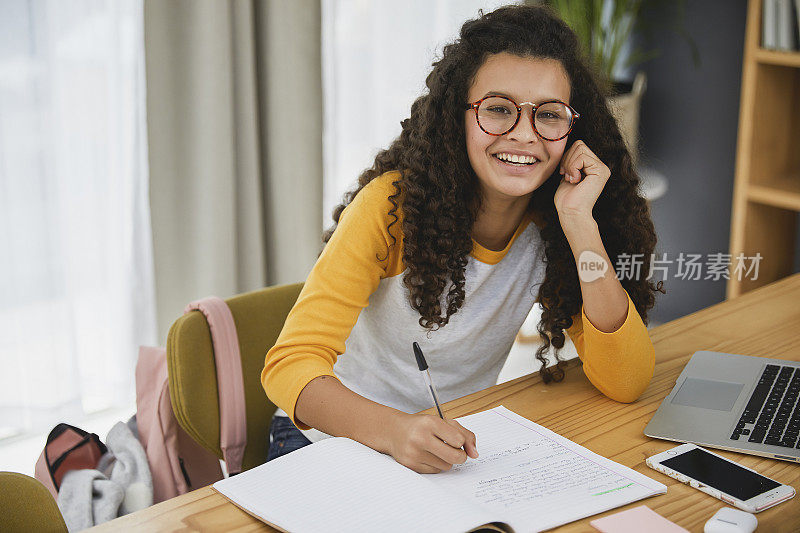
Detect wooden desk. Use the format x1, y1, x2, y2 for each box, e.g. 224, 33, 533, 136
92, 274, 800, 532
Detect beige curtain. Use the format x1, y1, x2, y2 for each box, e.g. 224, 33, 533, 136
144, 0, 323, 340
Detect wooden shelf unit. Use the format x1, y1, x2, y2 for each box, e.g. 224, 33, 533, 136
728, 0, 800, 298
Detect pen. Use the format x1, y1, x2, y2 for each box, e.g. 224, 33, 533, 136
413, 342, 444, 419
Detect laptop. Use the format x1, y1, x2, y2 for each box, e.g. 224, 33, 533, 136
645, 350, 800, 463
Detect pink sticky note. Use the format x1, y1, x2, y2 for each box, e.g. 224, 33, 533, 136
590, 505, 689, 533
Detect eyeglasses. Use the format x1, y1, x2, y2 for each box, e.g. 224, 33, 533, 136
465, 96, 580, 141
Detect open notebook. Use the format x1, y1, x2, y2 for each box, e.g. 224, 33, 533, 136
214, 406, 666, 532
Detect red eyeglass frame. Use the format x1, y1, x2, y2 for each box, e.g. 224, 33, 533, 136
465, 95, 580, 141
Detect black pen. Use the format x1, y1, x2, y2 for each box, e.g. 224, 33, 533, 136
413, 342, 444, 419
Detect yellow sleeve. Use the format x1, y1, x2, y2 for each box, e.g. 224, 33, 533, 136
261, 172, 405, 428
565, 290, 654, 403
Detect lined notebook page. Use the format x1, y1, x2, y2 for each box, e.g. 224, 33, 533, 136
428, 406, 667, 532
213, 437, 499, 533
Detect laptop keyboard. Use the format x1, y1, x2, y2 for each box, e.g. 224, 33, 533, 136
730, 364, 800, 448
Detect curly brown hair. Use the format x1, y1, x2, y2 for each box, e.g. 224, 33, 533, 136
323, 4, 663, 383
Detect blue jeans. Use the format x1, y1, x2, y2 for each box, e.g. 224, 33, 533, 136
266, 416, 312, 461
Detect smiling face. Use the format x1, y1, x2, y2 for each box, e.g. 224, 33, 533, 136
465, 53, 572, 210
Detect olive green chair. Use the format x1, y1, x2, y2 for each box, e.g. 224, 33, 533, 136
0, 472, 68, 532
166, 282, 303, 472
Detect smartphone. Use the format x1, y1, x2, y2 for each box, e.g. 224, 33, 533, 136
646, 443, 795, 513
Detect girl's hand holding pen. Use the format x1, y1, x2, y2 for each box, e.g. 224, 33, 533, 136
385, 412, 478, 474
397, 341, 477, 473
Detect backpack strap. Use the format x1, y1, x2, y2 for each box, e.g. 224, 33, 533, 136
184, 297, 246, 475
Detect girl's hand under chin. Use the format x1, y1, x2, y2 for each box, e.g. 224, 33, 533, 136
554, 140, 611, 221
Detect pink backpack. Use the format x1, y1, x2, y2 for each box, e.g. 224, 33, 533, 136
135, 296, 248, 503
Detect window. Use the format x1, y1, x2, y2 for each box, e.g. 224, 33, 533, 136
0, 0, 155, 449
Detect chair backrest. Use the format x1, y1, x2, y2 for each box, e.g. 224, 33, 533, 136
0, 471, 68, 533
166, 282, 303, 471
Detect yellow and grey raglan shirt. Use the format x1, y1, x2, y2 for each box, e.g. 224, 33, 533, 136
262, 171, 654, 442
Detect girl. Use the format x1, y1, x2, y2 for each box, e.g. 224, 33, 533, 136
262, 4, 662, 473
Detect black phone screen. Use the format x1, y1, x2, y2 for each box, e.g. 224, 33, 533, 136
660, 448, 781, 501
